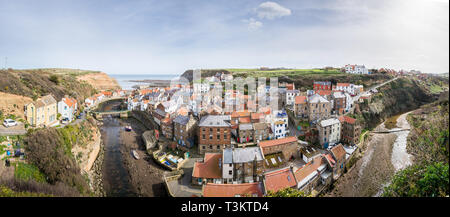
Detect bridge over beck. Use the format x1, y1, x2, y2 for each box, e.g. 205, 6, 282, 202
92, 110, 129, 120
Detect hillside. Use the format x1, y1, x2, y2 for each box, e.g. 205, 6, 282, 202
76, 72, 120, 91
353, 77, 440, 129
382, 99, 449, 197
0, 68, 98, 103
180, 68, 392, 90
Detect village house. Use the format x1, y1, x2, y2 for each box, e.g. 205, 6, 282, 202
294, 155, 331, 194
173, 115, 198, 149
338, 116, 361, 146
57, 96, 77, 121
271, 110, 289, 139
308, 94, 331, 123
263, 167, 297, 194
258, 136, 298, 162
198, 115, 232, 154
294, 95, 308, 120
330, 144, 346, 179
192, 153, 223, 185
222, 147, 265, 183
317, 118, 341, 148
344, 64, 370, 74
332, 91, 347, 115
285, 89, 300, 106
202, 182, 264, 197
313, 81, 331, 91
161, 117, 173, 139
25, 94, 58, 127
300, 146, 321, 163
237, 123, 253, 143
253, 123, 271, 143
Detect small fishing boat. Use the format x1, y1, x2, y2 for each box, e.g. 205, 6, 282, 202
132, 150, 140, 160
125, 125, 132, 131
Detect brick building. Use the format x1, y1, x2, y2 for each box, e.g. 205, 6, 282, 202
338, 116, 361, 145
258, 136, 298, 161
198, 115, 232, 154
173, 115, 198, 149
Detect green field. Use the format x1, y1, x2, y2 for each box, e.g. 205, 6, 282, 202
226, 68, 343, 78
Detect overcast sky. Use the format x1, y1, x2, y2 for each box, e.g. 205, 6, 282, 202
0, 0, 448, 74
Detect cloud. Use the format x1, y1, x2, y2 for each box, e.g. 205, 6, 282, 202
243, 18, 263, 30
256, 2, 292, 20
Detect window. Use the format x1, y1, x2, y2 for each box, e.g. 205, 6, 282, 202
217, 145, 220, 149
217, 135, 220, 140
202, 146, 205, 149
209, 145, 212, 149
229, 170, 232, 175
202, 134, 205, 139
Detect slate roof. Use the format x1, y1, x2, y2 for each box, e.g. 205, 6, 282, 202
232, 147, 264, 163
199, 115, 231, 127
309, 94, 329, 103
173, 115, 189, 125
319, 118, 340, 127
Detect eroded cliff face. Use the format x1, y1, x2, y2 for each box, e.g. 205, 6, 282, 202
77, 72, 120, 91
356, 77, 437, 129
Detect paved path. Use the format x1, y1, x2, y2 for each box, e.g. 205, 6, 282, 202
0, 123, 26, 136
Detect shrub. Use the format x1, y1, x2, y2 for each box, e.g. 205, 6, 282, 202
24, 128, 89, 195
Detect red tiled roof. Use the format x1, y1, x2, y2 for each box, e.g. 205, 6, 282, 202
192, 153, 222, 179
239, 117, 251, 124
102, 91, 113, 96
331, 144, 346, 161
316, 90, 332, 96
336, 83, 350, 87
232, 110, 250, 118
203, 183, 263, 197
264, 168, 297, 193
259, 136, 297, 148
294, 155, 323, 183
338, 116, 356, 124
286, 83, 294, 90
251, 113, 264, 120
63, 97, 77, 108
324, 154, 336, 166
295, 96, 307, 104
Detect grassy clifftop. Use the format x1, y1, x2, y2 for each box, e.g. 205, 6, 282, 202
0, 68, 98, 103
180, 68, 392, 90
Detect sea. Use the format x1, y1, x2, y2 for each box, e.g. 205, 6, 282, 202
108, 74, 180, 90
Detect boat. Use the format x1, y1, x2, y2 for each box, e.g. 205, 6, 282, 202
132, 150, 140, 160
125, 126, 132, 131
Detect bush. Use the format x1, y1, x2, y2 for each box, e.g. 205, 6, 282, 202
24, 128, 89, 195
383, 162, 449, 197
49, 75, 60, 85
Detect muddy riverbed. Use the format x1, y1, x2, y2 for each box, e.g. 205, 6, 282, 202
326, 112, 414, 197
99, 100, 167, 197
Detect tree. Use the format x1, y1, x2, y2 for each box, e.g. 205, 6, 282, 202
266, 188, 309, 197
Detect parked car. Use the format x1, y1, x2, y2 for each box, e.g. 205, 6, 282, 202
61, 117, 70, 124
3, 119, 18, 128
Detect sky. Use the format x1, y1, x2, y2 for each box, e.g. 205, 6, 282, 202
0, 0, 448, 74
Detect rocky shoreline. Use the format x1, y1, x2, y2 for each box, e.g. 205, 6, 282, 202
86, 139, 106, 197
